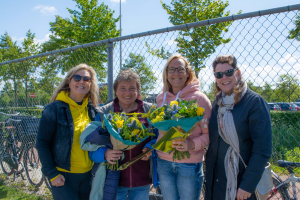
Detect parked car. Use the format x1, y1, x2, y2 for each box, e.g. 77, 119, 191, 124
292, 102, 300, 110
290, 103, 300, 111
267, 103, 281, 111
277, 103, 297, 111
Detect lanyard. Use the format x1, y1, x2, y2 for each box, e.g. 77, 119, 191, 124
160, 91, 181, 107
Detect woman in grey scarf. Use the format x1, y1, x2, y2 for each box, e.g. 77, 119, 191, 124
204, 55, 272, 200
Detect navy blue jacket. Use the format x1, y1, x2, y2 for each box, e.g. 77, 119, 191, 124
35, 100, 98, 180
205, 89, 272, 200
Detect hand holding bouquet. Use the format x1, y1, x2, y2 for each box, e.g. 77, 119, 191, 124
103, 112, 155, 170
149, 99, 205, 161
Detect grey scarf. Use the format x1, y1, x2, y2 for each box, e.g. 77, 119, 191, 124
216, 81, 247, 200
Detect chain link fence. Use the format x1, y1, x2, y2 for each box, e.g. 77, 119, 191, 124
0, 4, 300, 199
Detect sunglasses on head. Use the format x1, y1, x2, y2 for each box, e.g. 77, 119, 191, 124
214, 69, 238, 79
72, 74, 92, 82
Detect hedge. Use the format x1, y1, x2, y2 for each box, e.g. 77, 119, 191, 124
0, 107, 43, 118
270, 110, 300, 129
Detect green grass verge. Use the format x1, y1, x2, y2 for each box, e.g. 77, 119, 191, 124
0, 174, 52, 200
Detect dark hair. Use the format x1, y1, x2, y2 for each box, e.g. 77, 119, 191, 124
212, 55, 239, 93
212, 55, 237, 72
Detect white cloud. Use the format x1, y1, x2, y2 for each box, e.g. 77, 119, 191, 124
11, 36, 25, 43
34, 33, 52, 44
110, 0, 126, 2
33, 5, 57, 15
278, 54, 299, 65
164, 39, 177, 46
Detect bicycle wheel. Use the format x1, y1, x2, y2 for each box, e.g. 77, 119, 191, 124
0, 142, 14, 175
24, 144, 43, 187
270, 177, 289, 200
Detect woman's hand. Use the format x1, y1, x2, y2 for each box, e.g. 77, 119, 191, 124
236, 188, 251, 200
105, 149, 123, 164
51, 174, 65, 187
141, 148, 152, 161
172, 139, 195, 151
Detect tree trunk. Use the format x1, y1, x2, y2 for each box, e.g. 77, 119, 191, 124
13, 77, 18, 107
195, 62, 199, 78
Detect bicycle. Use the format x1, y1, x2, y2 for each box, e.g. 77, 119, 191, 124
267, 160, 300, 200
0, 112, 44, 187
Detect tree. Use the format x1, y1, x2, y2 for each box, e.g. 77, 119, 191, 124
147, 0, 240, 77
0, 32, 23, 107
20, 30, 41, 108
42, 0, 120, 81
203, 82, 217, 102
288, 13, 300, 41
274, 74, 300, 102
122, 53, 158, 97
0, 31, 41, 108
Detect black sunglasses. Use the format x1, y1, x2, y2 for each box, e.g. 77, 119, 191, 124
214, 69, 238, 79
72, 74, 92, 82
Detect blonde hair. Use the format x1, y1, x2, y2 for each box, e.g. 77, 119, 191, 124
50, 63, 99, 107
162, 54, 197, 93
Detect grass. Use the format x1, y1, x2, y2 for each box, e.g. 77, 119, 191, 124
0, 174, 52, 200
269, 125, 300, 176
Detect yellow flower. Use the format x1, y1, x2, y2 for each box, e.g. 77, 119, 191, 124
116, 119, 124, 129
170, 101, 178, 106
196, 107, 205, 116
132, 129, 140, 136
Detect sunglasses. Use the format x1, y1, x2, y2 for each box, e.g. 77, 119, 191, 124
214, 69, 238, 79
72, 74, 92, 82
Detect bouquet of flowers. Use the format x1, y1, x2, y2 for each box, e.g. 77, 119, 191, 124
148, 99, 205, 161
103, 112, 155, 170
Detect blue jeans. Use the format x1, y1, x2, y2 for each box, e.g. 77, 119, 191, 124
116, 185, 150, 200
157, 157, 204, 200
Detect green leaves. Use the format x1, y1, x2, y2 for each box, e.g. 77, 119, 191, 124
42, 0, 120, 81
149, 0, 240, 77
122, 53, 158, 97
288, 13, 300, 41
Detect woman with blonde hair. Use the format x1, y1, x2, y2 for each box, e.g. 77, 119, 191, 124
156, 54, 212, 200
36, 63, 100, 200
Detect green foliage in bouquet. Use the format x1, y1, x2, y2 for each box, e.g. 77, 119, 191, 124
105, 112, 154, 143
145, 99, 205, 124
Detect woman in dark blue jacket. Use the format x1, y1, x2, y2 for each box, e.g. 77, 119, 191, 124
36, 64, 99, 200
204, 55, 272, 200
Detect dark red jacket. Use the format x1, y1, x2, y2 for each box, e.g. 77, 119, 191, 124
113, 98, 152, 187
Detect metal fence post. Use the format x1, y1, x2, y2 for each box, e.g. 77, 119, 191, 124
107, 42, 114, 101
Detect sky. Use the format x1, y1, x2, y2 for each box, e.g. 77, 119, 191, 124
1, 0, 300, 45
0, 0, 300, 95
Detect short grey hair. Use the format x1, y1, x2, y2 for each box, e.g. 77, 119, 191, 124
113, 69, 141, 95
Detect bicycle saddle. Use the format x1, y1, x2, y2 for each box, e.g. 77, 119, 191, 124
277, 160, 300, 168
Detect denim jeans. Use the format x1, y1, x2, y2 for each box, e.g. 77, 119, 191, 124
51, 171, 92, 200
116, 185, 151, 200
157, 157, 204, 200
